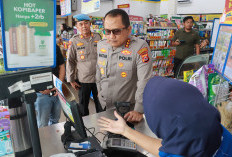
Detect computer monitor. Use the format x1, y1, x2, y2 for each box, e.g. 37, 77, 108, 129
57, 91, 87, 139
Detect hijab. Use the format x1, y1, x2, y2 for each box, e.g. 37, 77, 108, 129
143, 76, 222, 157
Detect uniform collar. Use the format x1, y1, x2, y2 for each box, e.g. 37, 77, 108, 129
124, 35, 136, 48
110, 36, 135, 53
111, 38, 130, 52
79, 32, 94, 39
125, 38, 131, 48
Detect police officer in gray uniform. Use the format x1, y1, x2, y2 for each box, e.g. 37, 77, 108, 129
66, 14, 103, 116
96, 9, 153, 123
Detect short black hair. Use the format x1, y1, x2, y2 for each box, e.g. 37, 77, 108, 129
183, 16, 194, 23
104, 9, 130, 28
61, 23, 72, 33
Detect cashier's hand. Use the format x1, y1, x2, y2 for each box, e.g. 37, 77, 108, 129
124, 111, 143, 123
70, 81, 81, 90
98, 111, 128, 135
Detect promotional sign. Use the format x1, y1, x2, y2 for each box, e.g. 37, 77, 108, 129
129, 15, 143, 21
203, 14, 221, 21
220, 0, 232, 24
118, 4, 130, 15
187, 15, 200, 22
212, 24, 232, 74
0, 0, 56, 71
129, 15, 144, 35
81, 0, 100, 14
160, 0, 168, 15
210, 18, 220, 48
60, 0, 71, 17
224, 0, 232, 13
223, 47, 232, 82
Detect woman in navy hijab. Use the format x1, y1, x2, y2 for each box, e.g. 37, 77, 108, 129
98, 76, 232, 157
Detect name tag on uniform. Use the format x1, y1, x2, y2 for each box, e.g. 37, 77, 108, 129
77, 46, 85, 50
119, 56, 132, 61
99, 54, 107, 58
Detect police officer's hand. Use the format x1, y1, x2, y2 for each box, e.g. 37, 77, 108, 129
98, 111, 128, 136
124, 111, 143, 123
70, 81, 81, 90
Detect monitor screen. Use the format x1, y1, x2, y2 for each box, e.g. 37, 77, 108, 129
57, 91, 87, 139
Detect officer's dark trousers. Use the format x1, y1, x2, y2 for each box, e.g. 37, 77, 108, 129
78, 82, 103, 116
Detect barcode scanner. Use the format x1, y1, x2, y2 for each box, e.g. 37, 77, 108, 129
114, 102, 134, 128
114, 102, 131, 117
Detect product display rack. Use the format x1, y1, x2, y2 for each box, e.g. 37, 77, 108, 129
91, 17, 104, 37
146, 26, 177, 77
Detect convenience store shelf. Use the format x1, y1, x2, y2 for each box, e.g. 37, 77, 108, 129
147, 38, 173, 41
151, 47, 176, 50
147, 27, 178, 30
153, 73, 174, 77
56, 15, 67, 19
152, 55, 175, 60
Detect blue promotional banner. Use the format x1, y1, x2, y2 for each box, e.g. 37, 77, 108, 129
210, 23, 232, 85
211, 24, 232, 75
0, 0, 56, 71
223, 45, 232, 84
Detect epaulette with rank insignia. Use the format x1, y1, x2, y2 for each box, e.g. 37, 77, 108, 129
125, 39, 130, 48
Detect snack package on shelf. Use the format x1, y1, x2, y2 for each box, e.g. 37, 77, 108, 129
0, 58, 5, 74
0, 107, 14, 157
0, 109, 10, 132
208, 73, 220, 105
0, 130, 14, 156
183, 70, 194, 82
189, 64, 214, 98
208, 73, 229, 106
